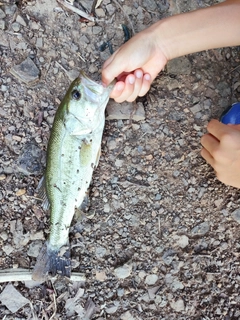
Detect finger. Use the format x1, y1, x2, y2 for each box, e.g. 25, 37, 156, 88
207, 119, 235, 140
110, 81, 125, 100
139, 73, 151, 97
114, 74, 136, 103
200, 133, 220, 155
102, 49, 128, 86
200, 147, 214, 167
126, 69, 144, 102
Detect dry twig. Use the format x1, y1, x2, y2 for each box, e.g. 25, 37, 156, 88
57, 0, 95, 22
0, 268, 86, 283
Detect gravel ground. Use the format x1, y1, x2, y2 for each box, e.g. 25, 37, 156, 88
1, 0, 240, 319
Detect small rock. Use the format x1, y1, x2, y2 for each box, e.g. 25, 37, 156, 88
36, 37, 43, 48
190, 103, 201, 114
95, 246, 107, 258
191, 221, 210, 237
115, 159, 124, 167
231, 208, 240, 224
95, 8, 105, 17
145, 274, 158, 285
0, 231, 8, 241
2, 244, 14, 255
103, 203, 110, 213
16, 14, 27, 26
120, 311, 135, 320
92, 26, 102, 35
12, 22, 20, 32
106, 3, 116, 15
16, 188, 26, 196
27, 241, 42, 257
0, 20, 5, 30
0, 8, 6, 19
114, 264, 132, 279
106, 101, 145, 121
167, 57, 192, 75
170, 298, 185, 312
174, 235, 189, 248
0, 284, 30, 313
96, 270, 107, 282
15, 139, 44, 175
10, 57, 40, 85
105, 302, 119, 314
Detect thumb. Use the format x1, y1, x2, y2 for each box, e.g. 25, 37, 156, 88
101, 50, 121, 86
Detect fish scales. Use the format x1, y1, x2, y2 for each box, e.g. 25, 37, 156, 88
32, 72, 112, 281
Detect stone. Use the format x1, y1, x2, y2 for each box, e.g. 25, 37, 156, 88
0, 284, 30, 313
27, 240, 42, 257
0, 8, 6, 19
0, 20, 5, 30
170, 298, 185, 312
120, 311, 135, 320
231, 208, 240, 224
106, 101, 145, 121
145, 274, 158, 285
10, 57, 40, 85
191, 221, 210, 237
167, 57, 192, 75
16, 14, 27, 26
114, 264, 132, 279
12, 22, 20, 32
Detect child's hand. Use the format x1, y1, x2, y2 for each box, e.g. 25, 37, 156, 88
201, 119, 240, 188
102, 24, 168, 102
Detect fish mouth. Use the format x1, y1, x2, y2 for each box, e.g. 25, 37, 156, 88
80, 70, 113, 99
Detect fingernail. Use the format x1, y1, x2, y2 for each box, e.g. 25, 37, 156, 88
128, 76, 135, 84
135, 70, 142, 78
144, 74, 151, 81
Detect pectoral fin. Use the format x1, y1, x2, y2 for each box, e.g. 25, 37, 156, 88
36, 176, 50, 211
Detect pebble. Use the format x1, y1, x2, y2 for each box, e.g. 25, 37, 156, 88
16, 15, 27, 27
12, 22, 20, 32
0, 284, 30, 313
10, 57, 40, 85
105, 3, 116, 15
2, 244, 14, 255
0, 8, 6, 19
231, 208, 240, 224
145, 274, 158, 285
167, 57, 192, 75
170, 299, 185, 312
27, 241, 42, 257
95, 8, 105, 17
190, 103, 201, 114
106, 101, 145, 121
0, 20, 5, 30
114, 264, 132, 279
0, 231, 8, 241
174, 235, 189, 248
120, 311, 135, 320
191, 221, 210, 237
95, 246, 107, 258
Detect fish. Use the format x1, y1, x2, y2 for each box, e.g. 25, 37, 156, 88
32, 71, 113, 282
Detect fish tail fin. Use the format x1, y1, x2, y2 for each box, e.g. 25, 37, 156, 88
32, 241, 71, 282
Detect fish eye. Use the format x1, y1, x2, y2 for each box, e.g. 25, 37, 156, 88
72, 89, 81, 100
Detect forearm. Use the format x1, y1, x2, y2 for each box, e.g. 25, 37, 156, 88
153, 0, 240, 60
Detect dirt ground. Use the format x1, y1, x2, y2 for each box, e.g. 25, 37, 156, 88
1, 0, 240, 319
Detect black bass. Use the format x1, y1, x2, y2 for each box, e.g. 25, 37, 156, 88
32, 71, 113, 281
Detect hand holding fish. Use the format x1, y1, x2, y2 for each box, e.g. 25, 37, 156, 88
102, 26, 168, 103
102, 0, 240, 102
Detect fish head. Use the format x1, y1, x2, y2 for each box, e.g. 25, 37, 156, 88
61, 71, 113, 126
